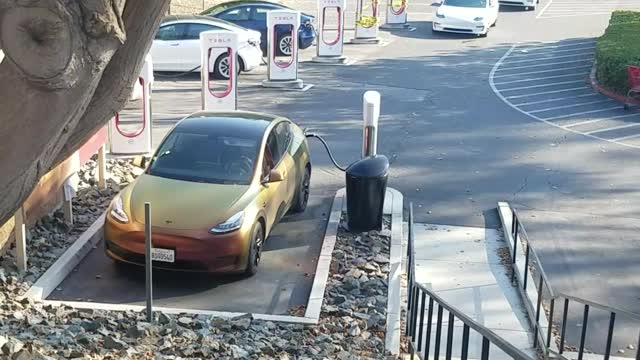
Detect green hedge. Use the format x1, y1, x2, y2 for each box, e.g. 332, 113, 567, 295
595, 11, 640, 94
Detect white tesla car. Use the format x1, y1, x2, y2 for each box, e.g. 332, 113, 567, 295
151, 15, 263, 79
432, 0, 499, 37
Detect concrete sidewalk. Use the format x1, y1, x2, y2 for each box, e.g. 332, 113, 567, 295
411, 223, 535, 359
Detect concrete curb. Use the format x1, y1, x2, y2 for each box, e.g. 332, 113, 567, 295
303, 188, 343, 320
385, 188, 404, 356
497, 202, 556, 353
23, 214, 105, 301
589, 60, 634, 105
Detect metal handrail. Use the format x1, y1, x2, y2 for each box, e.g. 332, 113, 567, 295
405, 202, 534, 360
508, 207, 640, 360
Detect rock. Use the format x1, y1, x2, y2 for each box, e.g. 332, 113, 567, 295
361, 331, 371, 340
126, 324, 146, 339
177, 317, 192, 327
348, 324, 361, 337
103, 335, 127, 350
158, 312, 171, 325
629, 344, 636, 350
12, 311, 24, 321
2, 338, 23, 355
333, 294, 348, 305
231, 314, 252, 330
80, 319, 100, 332
230, 345, 249, 358
373, 254, 389, 264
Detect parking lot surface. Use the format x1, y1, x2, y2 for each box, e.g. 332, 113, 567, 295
49, 193, 332, 315
491, 39, 640, 148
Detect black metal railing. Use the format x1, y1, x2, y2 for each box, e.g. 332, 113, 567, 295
405, 203, 535, 360
507, 208, 640, 360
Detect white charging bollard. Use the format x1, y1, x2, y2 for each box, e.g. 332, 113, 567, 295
109, 53, 154, 155
362, 91, 380, 158
201, 30, 238, 110
262, 10, 304, 89
312, 0, 348, 64
381, 0, 412, 29
351, 0, 381, 44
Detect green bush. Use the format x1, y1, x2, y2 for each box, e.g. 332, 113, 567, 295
595, 11, 640, 94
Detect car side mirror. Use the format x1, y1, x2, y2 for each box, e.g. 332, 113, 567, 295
132, 155, 147, 169
264, 169, 284, 184
431, 1, 442, 6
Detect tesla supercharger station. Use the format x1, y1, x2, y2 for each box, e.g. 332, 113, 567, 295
109, 53, 153, 155
200, 30, 238, 111
262, 10, 304, 89
381, 0, 411, 29
312, 0, 348, 64
351, 0, 381, 44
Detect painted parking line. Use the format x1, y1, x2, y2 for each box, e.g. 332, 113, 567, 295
537, 0, 640, 19
494, 73, 587, 85
585, 123, 640, 136
499, 80, 586, 92
528, 99, 614, 114
514, 93, 599, 107
498, 58, 593, 71
492, 65, 592, 78
490, 43, 640, 149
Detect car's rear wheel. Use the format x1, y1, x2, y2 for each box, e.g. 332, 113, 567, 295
213, 54, 243, 80
278, 34, 293, 56
244, 222, 264, 276
291, 166, 311, 213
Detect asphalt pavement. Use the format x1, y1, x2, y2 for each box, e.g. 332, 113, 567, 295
65, 0, 640, 354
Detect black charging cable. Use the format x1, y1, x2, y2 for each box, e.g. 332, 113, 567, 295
305, 133, 350, 172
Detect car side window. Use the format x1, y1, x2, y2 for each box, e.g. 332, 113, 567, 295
155, 24, 187, 41
274, 122, 292, 154
219, 7, 251, 21
253, 6, 274, 22
262, 132, 278, 178
185, 23, 222, 40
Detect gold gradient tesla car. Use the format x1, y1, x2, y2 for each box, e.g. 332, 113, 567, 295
104, 111, 311, 275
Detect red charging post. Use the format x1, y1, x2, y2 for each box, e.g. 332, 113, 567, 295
262, 10, 304, 89
200, 31, 238, 111
312, 0, 349, 64
381, 0, 413, 30
351, 0, 382, 44
109, 53, 153, 155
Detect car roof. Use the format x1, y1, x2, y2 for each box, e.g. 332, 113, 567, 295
162, 15, 220, 23
203, 0, 288, 13
175, 111, 285, 138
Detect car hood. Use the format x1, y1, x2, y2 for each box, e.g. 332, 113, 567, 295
438, 5, 490, 21
129, 174, 250, 230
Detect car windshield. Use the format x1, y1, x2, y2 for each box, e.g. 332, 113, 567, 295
443, 0, 487, 7
147, 130, 260, 185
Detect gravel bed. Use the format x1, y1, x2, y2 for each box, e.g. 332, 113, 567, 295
0, 159, 398, 359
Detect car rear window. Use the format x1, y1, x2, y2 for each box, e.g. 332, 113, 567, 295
147, 130, 260, 185
443, 0, 487, 7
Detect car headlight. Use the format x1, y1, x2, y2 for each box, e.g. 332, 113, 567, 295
436, 12, 445, 18
210, 211, 245, 234
474, 16, 484, 21
110, 195, 129, 223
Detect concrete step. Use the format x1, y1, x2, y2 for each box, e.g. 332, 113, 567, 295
409, 223, 536, 360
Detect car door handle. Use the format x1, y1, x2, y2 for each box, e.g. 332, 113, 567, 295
169, 43, 180, 46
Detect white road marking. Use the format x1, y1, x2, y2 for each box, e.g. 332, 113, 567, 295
514, 93, 598, 107
585, 123, 640, 135
515, 42, 594, 51
504, 86, 588, 100
494, 73, 586, 85
499, 58, 593, 70
499, 80, 586, 92
507, 50, 593, 59
539, 13, 616, 18
542, 106, 623, 121
501, 52, 594, 64
536, 0, 554, 18
611, 133, 640, 142
492, 65, 592, 78
528, 99, 614, 113
564, 113, 640, 128
511, 46, 595, 56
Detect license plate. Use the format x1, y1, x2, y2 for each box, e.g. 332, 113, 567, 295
151, 248, 175, 263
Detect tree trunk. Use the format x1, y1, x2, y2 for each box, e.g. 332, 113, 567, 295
0, 0, 170, 226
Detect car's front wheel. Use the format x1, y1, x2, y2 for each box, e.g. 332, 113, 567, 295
244, 222, 264, 276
